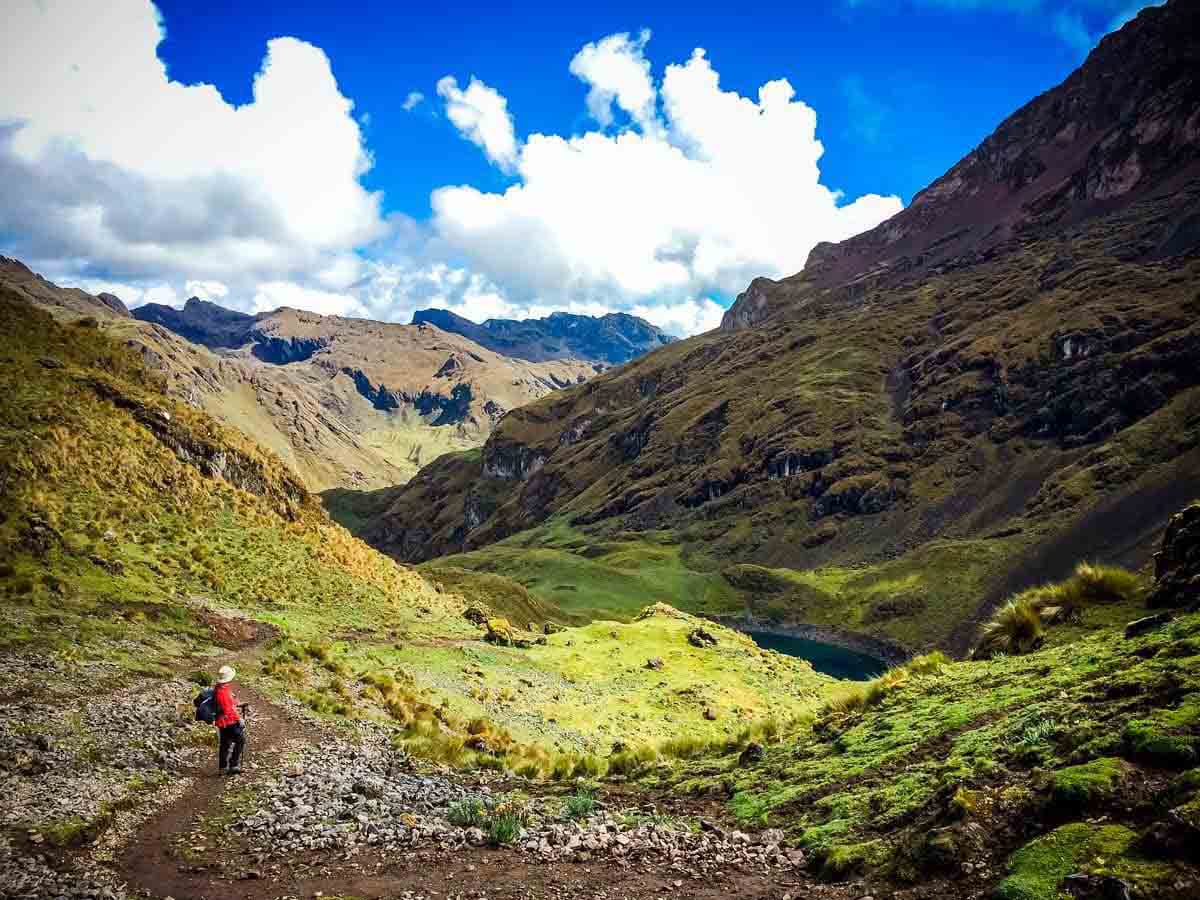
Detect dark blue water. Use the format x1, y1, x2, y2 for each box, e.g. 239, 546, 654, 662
747, 631, 888, 681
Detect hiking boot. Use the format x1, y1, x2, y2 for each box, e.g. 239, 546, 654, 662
227, 766, 241, 775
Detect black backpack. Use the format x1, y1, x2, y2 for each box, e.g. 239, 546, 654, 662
194, 686, 218, 724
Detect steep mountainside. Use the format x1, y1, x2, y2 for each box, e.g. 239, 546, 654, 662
2, 262, 605, 490
411, 308, 676, 364
358, 0, 1200, 653
722, 0, 1200, 331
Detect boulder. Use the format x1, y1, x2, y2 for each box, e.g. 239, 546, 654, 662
688, 627, 719, 648
1125, 612, 1172, 639
463, 606, 489, 625
738, 742, 765, 766
1148, 503, 1200, 608
1062, 874, 1131, 900
483, 617, 545, 648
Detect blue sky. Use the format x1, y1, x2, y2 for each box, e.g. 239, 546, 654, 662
0, 0, 1163, 334
154, 0, 1140, 212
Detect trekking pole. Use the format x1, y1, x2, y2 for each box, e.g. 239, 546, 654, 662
239, 703, 251, 769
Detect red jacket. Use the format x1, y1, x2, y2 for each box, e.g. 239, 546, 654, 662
214, 682, 241, 728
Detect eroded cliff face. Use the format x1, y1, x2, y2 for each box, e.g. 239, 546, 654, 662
364, 1, 1200, 600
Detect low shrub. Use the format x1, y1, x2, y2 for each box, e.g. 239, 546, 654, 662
565, 788, 597, 820
487, 811, 523, 845
447, 798, 487, 828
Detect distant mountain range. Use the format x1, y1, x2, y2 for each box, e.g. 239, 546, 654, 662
410, 308, 675, 364
132, 299, 675, 367
1, 262, 667, 492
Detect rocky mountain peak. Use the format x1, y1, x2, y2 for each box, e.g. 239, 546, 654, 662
413, 307, 676, 364
722, 0, 1200, 331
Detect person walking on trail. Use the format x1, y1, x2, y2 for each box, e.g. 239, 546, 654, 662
214, 665, 246, 775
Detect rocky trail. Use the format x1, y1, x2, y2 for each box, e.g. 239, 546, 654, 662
2, 646, 888, 900
112, 683, 828, 900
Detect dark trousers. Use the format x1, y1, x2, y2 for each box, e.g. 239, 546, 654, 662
218, 722, 245, 771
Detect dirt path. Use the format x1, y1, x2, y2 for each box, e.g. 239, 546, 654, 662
113, 679, 859, 900
119, 681, 321, 899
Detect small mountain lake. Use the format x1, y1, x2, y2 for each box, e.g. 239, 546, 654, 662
747, 630, 888, 680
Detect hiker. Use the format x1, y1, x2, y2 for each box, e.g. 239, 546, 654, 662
213, 664, 247, 775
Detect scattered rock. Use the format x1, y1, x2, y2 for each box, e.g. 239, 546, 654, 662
688, 627, 719, 648
1063, 873, 1132, 900
1125, 612, 1172, 638
738, 742, 765, 766
482, 617, 546, 648
645, 657, 664, 671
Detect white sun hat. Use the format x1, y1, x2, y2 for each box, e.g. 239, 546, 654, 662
217, 665, 236, 684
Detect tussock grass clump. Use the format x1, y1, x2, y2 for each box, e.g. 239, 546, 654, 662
1071, 562, 1146, 605
487, 811, 523, 845
658, 734, 711, 760
819, 651, 952, 720
571, 754, 605, 779
974, 563, 1146, 657
904, 650, 950, 675
607, 744, 659, 778
975, 598, 1045, 659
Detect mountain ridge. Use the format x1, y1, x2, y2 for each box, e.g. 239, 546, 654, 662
4, 267, 609, 491
722, 0, 1200, 331
411, 306, 676, 364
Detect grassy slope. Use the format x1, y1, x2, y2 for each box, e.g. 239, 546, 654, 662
0, 292, 464, 663
0, 293, 826, 768
428, 520, 742, 624
643, 607, 1200, 894
4, 290, 1197, 898
292, 606, 830, 756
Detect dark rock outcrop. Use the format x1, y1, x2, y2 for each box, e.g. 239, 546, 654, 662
1149, 502, 1200, 608
134, 297, 255, 349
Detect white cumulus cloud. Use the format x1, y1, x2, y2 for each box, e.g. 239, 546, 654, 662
185, 280, 230, 302
569, 30, 659, 131
1, 6, 901, 337
0, 0, 382, 293
436, 76, 519, 172
430, 38, 902, 328
251, 281, 365, 317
